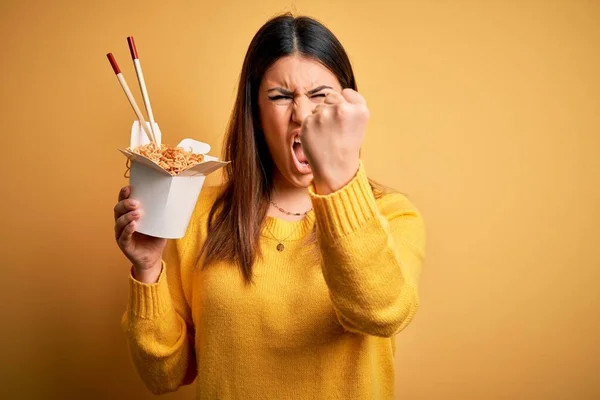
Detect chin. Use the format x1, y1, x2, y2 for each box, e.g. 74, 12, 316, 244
288, 171, 314, 188
272, 156, 314, 188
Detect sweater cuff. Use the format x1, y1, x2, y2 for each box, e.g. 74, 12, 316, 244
127, 260, 172, 320
308, 161, 379, 242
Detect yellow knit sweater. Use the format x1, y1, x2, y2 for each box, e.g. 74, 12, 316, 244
121, 162, 426, 399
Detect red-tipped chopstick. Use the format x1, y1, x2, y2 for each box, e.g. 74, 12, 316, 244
106, 52, 157, 144
127, 36, 158, 142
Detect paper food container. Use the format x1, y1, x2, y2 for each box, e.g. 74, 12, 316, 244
119, 121, 229, 239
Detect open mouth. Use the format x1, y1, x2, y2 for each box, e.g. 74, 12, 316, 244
291, 134, 311, 174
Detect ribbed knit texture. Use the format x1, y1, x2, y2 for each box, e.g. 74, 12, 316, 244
121, 161, 426, 399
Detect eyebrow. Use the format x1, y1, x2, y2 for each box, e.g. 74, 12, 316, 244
267, 85, 333, 96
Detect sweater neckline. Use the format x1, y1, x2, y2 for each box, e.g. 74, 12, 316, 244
262, 211, 316, 241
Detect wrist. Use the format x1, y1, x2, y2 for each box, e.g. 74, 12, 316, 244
132, 260, 162, 284
312, 159, 360, 195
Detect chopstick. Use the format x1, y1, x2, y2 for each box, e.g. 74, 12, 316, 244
127, 36, 158, 143
106, 52, 157, 145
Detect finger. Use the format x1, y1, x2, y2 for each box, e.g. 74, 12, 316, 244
118, 186, 131, 202
118, 220, 137, 249
324, 92, 344, 105
114, 198, 140, 220
114, 210, 141, 240
341, 88, 366, 105
312, 103, 332, 115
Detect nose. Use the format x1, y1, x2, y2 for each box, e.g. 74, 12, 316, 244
291, 96, 313, 125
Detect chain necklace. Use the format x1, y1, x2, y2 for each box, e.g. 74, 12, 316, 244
265, 222, 306, 252
270, 200, 312, 217
267, 200, 312, 251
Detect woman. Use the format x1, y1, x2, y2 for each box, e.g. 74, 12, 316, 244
114, 13, 425, 400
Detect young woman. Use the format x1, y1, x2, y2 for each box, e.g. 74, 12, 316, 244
114, 13, 425, 400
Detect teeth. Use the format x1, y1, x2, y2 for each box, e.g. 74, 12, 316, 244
293, 137, 301, 144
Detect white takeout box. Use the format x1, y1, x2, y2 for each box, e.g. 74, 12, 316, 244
119, 121, 229, 239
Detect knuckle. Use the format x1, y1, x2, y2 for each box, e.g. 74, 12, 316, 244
114, 225, 122, 240
336, 103, 349, 117
117, 226, 128, 242
118, 216, 128, 230
359, 105, 370, 119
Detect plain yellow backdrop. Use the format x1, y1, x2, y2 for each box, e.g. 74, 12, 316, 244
1, 0, 598, 399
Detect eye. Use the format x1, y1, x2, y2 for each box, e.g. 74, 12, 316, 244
268, 95, 292, 101
310, 93, 327, 103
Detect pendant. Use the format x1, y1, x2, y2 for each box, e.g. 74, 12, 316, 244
277, 243, 285, 252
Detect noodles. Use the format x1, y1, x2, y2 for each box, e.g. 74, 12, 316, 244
124, 142, 205, 177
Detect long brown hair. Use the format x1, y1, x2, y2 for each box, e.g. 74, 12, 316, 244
199, 13, 387, 283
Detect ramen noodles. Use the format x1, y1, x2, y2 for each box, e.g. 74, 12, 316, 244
125, 142, 205, 177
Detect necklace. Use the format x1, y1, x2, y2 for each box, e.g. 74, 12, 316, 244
265, 220, 306, 252
270, 200, 313, 217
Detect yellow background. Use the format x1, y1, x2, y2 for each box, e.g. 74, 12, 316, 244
1, 0, 598, 398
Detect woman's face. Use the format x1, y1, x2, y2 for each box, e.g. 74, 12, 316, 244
258, 55, 342, 188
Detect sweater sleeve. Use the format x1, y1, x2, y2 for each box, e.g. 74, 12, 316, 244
308, 161, 426, 338
120, 238, 197, 395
